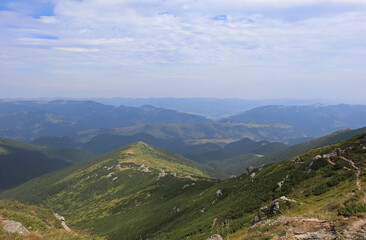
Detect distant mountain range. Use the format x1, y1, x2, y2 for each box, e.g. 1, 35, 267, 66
0, 100, 209, 141
2, 100, 366, 144
227, 104, 366, 137
7, 97, 345, 118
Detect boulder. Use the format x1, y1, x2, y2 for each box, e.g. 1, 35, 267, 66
2, 220, 30, 235
206, 234, 223, 240
271, 201, 280, 214
216, 190, 223, 197
246, 166, 255, 173
260, 205, 269, 214
252, 213, 260, 225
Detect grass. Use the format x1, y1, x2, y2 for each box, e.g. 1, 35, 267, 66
1, 133, 366, 239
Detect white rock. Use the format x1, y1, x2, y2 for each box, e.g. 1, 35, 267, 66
3, 220, 30, 235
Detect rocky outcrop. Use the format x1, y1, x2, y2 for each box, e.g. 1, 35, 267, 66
216, 190, 222, 197
54, 213, 71, 232
206, 234, 223, 240
2, 220, 30, 235
305, 161, 313, 173
277, 175, 289, 189
246, 166, 255, 173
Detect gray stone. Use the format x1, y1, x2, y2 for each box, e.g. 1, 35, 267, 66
305, 161, 314, 173
246, 166, 255, 173
271, 201, 280, 214
206, 234, 223, 240
260, 205, 269, 214
3, 220, 30, 235
252, 214, 260, 225
216, 189, 222, 197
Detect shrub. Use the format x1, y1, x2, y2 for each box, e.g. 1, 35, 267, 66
27, 232, 43, 240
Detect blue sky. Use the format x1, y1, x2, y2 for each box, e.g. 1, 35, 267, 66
0, 0, 366, 100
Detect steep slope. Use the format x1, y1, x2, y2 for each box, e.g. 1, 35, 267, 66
0, 142, 219, 239
2, 133, 365, 239
0, 199, 95, 239
227, 104, 366, 137
220, 127, 366, 176
0, 138, 96, 191
0, 100, 209, 141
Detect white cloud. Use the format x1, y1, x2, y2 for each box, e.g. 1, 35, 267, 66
53, 47, 100, 52
0, 0, 366, 98
38, 16, 57, 24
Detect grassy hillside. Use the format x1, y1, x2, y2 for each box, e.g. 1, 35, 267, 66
2, 133, 365, 239
0, 199, 98, 239
0, 138, 96, 191
0, 143, 220, 239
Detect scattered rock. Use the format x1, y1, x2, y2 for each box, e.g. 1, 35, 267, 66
172, 206, 180, 213
260, 205, 269, 214
206, 234, 223, 240
313, 155, 322, 160
171, 172, 177, 177
216, 190, 223, 197
112, 177, 118, 181
278, 196, 298, 203
106, 172, 114, 178
246, 166, 255, 173
277, 175, 289, 189
292, 157, 302, 164
182, 184, 190, 189
54, 213, 71, 232
200, 207, 206, 213
271, 201, 280, 214
250, 172, 256, 178
305, 161, 313, 173
2, 220, 30, 235
139, 164, 150, 172
252, 213, 260, 225
157, 169, 167, 179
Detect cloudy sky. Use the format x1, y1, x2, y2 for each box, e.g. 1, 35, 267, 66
0, 0, 366, 100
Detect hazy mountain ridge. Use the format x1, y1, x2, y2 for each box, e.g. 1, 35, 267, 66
0, 100, 209, 141
228, 104, 366, 137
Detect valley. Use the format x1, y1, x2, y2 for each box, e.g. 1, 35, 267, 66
0, 99, 366, 239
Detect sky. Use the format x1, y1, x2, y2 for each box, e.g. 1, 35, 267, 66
0, 0, 366, 100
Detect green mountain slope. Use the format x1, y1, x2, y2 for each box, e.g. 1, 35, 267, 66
0, 142, 219, 239
244, 127, 366, 169
0, 199, 97, 239
0, 138, 96, 191
2, 134, 365, 239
